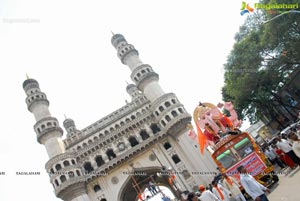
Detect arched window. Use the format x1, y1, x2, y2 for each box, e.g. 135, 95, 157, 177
128, 136, 139, 147
161, 120, 166, 127
164, 142, 172, 150
50, 168, 54, 174
68, 171, 75, 178
100, 199, 107, 201
82, 143, 87, 147
76, 170, 81, 176
171, 99, 176, 104
95, 156, 105, 167
94, 184, 101, 192
106, 149, 116, 160
54, 179, 59, 186
159, 106, 164, 112
71, 160, 76, 165
60, 175, 67, 183
83, 162, 94, 173
63, 160, 70, 167
140, 130, 150, 140
178, 108, 184, 113
104, 130, 109, 135
172, 155, 181, 164
165, 101, 171, 107
125, 118, 130, 123
88, 140, 93, 144
150, 124, 161, 134
165, 115, 171, 122
120, 121, 125, 126
171, 111, 178, 117
155, 111, 159, 116
55, 164, 62, 171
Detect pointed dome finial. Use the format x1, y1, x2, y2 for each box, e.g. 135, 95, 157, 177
111, 31, 115, 36
26, 73, 30, 80
64, 114, 67, 119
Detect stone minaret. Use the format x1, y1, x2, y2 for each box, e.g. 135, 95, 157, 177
22, 78, 65, 158
23, 78, 89, 201
111, 34, 191, 138
111, 34, 164, 102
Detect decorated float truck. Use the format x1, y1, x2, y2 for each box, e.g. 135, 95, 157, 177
192, 102, 279, 199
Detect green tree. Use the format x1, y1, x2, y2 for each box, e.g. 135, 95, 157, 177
222, 1, 300, 125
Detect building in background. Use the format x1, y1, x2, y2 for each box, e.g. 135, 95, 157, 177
260, 68, 300, 133
22, 34, 217, 201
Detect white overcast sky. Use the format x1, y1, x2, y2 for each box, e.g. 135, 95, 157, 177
0, 0, 259, 200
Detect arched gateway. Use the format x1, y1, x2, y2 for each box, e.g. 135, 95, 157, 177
118, 167, 178, 201
23, 33, 217, 201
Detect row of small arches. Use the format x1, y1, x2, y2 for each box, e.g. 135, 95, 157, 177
81, 134, 152, 172
27, 93, 46, 104
155, 99, 177, 116
29, 89, 39, 94
87, 109, 147, 134
118, 44, 135, 57
82, 142, 178, 174
50, 159, 76, 174
36, 121, 58, 134
76, 124, 160, 151
53, 170, 81, 187
161, 108, 185, 127
133, 66, 153, 82
82, 106, 149, 135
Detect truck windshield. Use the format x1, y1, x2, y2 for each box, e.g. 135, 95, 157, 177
215, 137, 254, 169
216, 149, 238, 169
234, 138, 253, 158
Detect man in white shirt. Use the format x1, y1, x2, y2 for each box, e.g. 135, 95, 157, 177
288, 132, 300, 158
276, 137, 300, 165
199, 185, 220, 201
212, 180, 233, 201
263, 146, 285, 169
222, 174, 246, 201
237, 165, 270, 201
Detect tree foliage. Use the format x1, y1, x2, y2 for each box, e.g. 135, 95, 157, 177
222, 1, 300, 124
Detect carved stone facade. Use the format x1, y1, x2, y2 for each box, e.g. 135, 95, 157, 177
23, 34, 217, 201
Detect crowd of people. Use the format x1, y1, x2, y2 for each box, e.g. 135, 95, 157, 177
182, 172, 248, 201
181, 122, 300, 201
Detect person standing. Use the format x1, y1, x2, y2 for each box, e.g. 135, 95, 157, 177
212, 180, 233, 201
276, 137, 300, 167
273, 144, 295, 168
186, 192, 198, 201
199, 185, 220, 201
222, 174, 246, 201
237, 165, 270, 201
263, 146, 285, 169
288, 132, 300, 158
